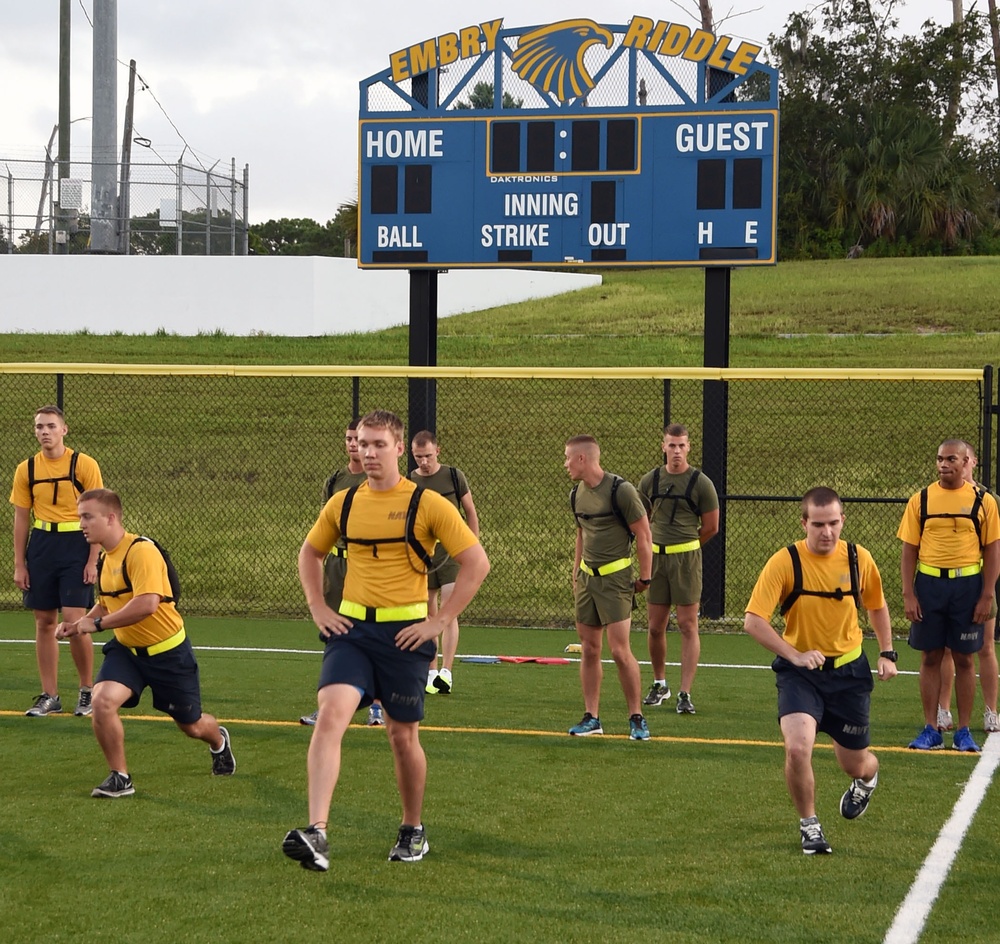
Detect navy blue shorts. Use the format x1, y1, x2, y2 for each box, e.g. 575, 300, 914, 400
317, 619, 436, 723
772, 652, 874, 750
23, 529, 94, 611
908, 571, 984, 654
96, 637, 203, 725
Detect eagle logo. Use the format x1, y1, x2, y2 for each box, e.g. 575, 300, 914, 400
511, 19, 614, 103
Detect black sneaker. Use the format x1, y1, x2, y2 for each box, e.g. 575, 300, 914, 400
642, 682, 671, 707
92, 770, 135, 798
800, 817, 832, 854
676, 691, 697, 714
283, 826, 329, 871
388, 824, 429, 862
840, 771, 877, 820
211, 726, 236, 775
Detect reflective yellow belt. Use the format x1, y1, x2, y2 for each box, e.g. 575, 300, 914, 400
652, 539, 700, 555
339, 600, 428, 622
821, 644, 863, 670
579, 558, 631, 577
328, 547, 346, 558
33, 520, 83, 532
126, 627, 186, 658
916, 561, 983, 579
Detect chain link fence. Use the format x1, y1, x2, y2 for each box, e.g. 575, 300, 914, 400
1, 157, 248, 255
0, 365, 992, 629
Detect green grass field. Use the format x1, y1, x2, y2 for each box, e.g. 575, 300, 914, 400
3, 611, 998, 944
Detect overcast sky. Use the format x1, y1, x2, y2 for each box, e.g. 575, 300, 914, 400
0, 1, 945, 224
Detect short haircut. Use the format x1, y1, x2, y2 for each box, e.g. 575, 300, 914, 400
35, 404, 65, 419
566, 434, 598, 448
346, 418, 360, 431
801, 486, 842, 519
663, 423, 689, 438
412, 429, 438, 447
960, 439, 977, 461
939, 438, 967, 455
358, 409, 404, 444
79, 488, 122, 516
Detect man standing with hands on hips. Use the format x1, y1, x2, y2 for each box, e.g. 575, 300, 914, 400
899, 439, 1000, 753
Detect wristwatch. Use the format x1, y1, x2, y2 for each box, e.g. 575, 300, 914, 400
637, 578, 651, 587
879, 649, 898, 662
93, 616, 103, 632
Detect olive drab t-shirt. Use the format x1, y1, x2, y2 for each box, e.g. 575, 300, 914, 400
638, 466, 719, 546
408, 465, 470, 510
572, 473, 646, 567
322, 467, 367, 552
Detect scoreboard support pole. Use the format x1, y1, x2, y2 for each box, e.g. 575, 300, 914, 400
701, 266, 730, 619
407, 269, 438, 470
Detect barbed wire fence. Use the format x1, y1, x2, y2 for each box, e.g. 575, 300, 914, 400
0, 365, 992, 630
1, 157, 248, 255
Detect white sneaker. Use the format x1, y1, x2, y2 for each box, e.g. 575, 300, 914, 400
985, 708, 1000, 733
432, 667, 452, 694
936, 706, 953, 731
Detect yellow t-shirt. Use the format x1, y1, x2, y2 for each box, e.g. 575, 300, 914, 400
306, 478, 478, 609
9, 449, 103, 522
97, 532, 184, 648
745, 539, 886, 657
897, 481, 1000, 568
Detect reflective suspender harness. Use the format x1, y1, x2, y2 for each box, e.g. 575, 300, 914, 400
779, 543, 861, 617
570, 474, 633, 542
27, 451, 86, 506
648, 467, 702, 526
97, 536, 182, 604
339, 483, 435, 573
918, 485, 985, 546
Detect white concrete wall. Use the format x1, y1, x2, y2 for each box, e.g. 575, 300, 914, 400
0, 256, 600, 336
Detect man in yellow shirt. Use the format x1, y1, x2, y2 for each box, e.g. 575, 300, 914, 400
10, 405, 103, 717
55, 489, 235, 798
284, 410, 490, 871
745, 487, 897, 855
898, 439, 1000, 752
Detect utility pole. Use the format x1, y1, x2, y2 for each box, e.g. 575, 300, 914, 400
91, 0, 118, 253
989, 0, 1000, 148
56, 0, 71, 253
118, 59, 137, 254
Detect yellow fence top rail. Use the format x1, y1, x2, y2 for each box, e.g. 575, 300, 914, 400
0, 363, 986, 382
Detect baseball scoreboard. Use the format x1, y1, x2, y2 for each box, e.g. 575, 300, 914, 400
358, 17, 779, 269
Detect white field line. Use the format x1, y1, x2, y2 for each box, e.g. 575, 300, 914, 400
883, 733, 1000, 944
0, 637, 925, 674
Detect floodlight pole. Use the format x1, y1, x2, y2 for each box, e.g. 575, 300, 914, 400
407, 70, 438, 465
701, 266, 730, 619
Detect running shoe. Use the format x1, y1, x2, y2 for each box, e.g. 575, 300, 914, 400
953, 726, 981, 753
91, 770, 135, 798
840, 771, 877, 820
74, 688, 93, 717
568, 713, 603, 736
283, 826, 329, 871
907, 724, 944, 750
26, 693, 62, 717
642, 682, 671, 707
388, 824, 429, 862
800, 817, 832, 855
